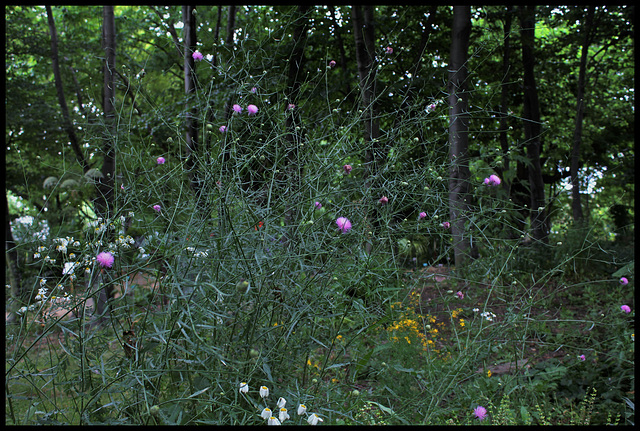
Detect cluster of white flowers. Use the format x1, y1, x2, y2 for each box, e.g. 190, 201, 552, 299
53, 236, 78, 254
16, 284, 71, 317
473, 308, 497, 322
240, 383, 324, 425
33, 245, 47, 259
115, 234, 136, 249
89, 218, 108, 235
185, 246, 209, 259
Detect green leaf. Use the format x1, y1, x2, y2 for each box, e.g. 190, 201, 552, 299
612, 261, 634, 278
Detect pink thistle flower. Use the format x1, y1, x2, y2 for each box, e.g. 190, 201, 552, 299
329, 60, 336, 68
385, 46, 393, 54
192, 51, 203, 61
418, 212, 427, 220
233, 104, 243, 113
219, 125, 227, 133
336, 217, 352, 233
157, 156, 166, 165
96, 251, 114, 268
621, 305, 631, 313
314, 201, 322, 210
379, 196, 389, 205
620, 277, 629, 285
456, 291, 464, 300
484, 177, 491, 185
250, 87, 257, 94
442, 221, 451, 229
247, 104, 258, 115
153, 204, 161, 212
579, 354, 586, 361
473, 406, 487, 421
343, 164, 352, 175
287, 103, 295, 110
488, 174, 501, 186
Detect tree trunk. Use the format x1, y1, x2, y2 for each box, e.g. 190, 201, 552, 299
570, 5, 595, 224
330, 6, 353, 99
5, 192, 25, 325
90, 5, 117, 326
352, 5, 381, 179
283, 6, 310, 244
212, 5, 222, 68
352, 5, 382, 255
217, 6, 238, 237
45, 5, 89, 173
183, 6, 201, 197
448, 6, 477, 267
518, 5, 548, 243
499, 6, 513, 190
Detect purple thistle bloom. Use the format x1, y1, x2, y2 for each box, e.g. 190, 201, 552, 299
418, 212, 427, 220
192, 51, 203, 61
489, 174, 501, 186
473, 406, 487, 421
314, 201, 322, 210
343, 164, 352, 175
621, 304, 631, 313
620, 277, 629, 285
233, 104, 243, 113
579, 354, 586, 361
385, 46, 393, 54
157, 156, 166, 165
153, 204, 161, 212
96, 251, 114, 268
219, 125, 227, 133
442, 221, 451, 229
329, 60, 336, 68
379, 196, 389, 205
336, 217, 352, 233
247, 104, 258, 115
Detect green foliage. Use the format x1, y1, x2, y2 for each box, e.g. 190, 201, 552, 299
5, 5, 634, 427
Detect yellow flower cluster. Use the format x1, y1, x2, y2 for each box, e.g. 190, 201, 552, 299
387, 295, 441, 354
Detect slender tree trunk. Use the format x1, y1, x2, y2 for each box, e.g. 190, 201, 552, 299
90, 5, 117, 326
218, 5, 237, 236
45, 6, 89, 173
330, 5, 353, 98
518, 5, 548, 243
183, 6, 201, 197
448, 6, 477, 267
5, 192, 25, 325
570, 5, 595, 224
222, 6, 238, 122
352, 5, 382, 255
499, 6, 513, 190
352, 5, 381, 178
212, 5, 222, 68
283, 6, 310, 244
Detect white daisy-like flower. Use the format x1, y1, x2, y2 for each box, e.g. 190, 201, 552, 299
260, 386, 269, 398
239, 382, 249, 394
278, 408, 289, 422
260, 407, 272, 420
267, 416, 281, 425
277, 397, 286, 408
307, 413, 323, 425
297, 404, 307, 415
